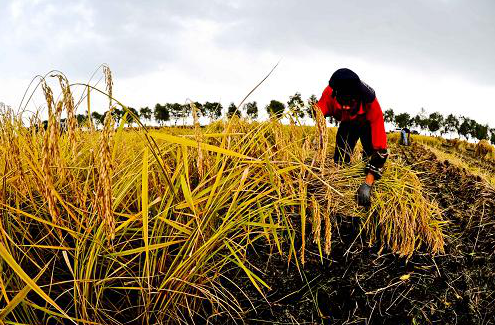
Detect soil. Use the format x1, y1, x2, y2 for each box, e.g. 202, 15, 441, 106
213, 143, 495, 324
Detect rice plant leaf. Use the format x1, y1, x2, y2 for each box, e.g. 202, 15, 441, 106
108, 240, 185, 257
150, 132, 253, 160
23, 301, 98, 324
142, 147, 150, 280
0, 242, 73, 323
180, 175, 196, 214
2, 205, 79, 237
158, 217, 192, 236
19, 245, 74, 251
275, 165, 300, 175
183, 132, 245, 138
225, 168, 249, 219
205, 160, 226, 212
0, 259, 50, 319
225, 242, 270, 293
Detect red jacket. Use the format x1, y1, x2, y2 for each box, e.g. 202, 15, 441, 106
317, 85, 387, 150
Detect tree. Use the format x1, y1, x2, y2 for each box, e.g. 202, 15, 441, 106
139, 107, 152, 124
287, 92, 305, 120
227, 102, 241, 118
243, 101, 258, 120
154, 103, 170, 126
203, 102, 223, 122
91, 111, 104, 127
101, 109, 122, 125
490, 128, 495, 145
458, 116, 473, 140
126, 107, 139, 126
413, 108, 429, 133
443, 114, 459, 138
394, 112, 412, 129
113, 108, 124, 124
266, 100, 285, 119
76, 114, 87, 126
473, 122, 489, 141
168, 103, 184, 125
180, 104, 192, 125
191, 102, 203, 118
305, 94, 318, 120
383, 108, 395, 125
427, 112, 444, 135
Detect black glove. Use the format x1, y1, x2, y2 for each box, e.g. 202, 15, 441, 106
357, 183, 372, 207
365, 149, 388, 180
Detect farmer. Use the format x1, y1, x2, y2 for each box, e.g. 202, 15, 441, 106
315, 68, 388, 207
400, 127, 411, 146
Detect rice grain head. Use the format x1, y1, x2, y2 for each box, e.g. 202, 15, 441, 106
96, 109, 115, 242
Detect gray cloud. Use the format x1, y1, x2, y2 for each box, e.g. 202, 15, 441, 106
213, 0, 495, 84
1, 0, 494, 86
0, 0, 226, 78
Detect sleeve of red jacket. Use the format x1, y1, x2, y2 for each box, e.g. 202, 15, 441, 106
365, 98, 387, 150
316, 86, 333, 117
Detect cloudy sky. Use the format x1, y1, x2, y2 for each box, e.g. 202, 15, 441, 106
1, 0, 495, 126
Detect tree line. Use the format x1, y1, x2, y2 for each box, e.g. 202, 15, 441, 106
67, 93, 320, 127
384, 108, 495, 144
43, 92, 494, 145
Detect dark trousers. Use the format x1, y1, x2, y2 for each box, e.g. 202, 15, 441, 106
334, 120, 373, 164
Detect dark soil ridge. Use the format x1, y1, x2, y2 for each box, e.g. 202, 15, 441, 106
212, 143, 495, 325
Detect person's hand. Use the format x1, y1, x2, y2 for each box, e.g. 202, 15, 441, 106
356, 183, 372, 207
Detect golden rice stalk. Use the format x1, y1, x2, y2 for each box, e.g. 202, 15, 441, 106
314, 104, 328, 173
324, 191, 332, 256
1, 110, 27, 195
311, 195, 321, 244
96, 109, 115, 242
41, 81, 61, 225
475, 139, 495, 161
191, 102, 205, 179
57, 75, 78, 156
103, 65, 113, 110
299, 179, 307, 265
368, 163, 445, 257
87, 85, 95, 132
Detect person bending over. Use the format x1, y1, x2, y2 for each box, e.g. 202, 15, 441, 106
316, 68, 388, 207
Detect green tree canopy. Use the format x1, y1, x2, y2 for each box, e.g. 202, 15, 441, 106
427, 112, 444, 135
473, 122, 489, 141
154, 103, 170, 126
394, 112, 412, 129
443, 114, 459, 137
139, 107, 152, 123
91, 111, 104, 127
287, 92, 305, 120
458, 116, 473, 140
168, 103, 185, 125
126, 107, 139, 126
266, 100, 285, 119
305, 94, 318, 120
203, 102, 223, 122
227, 102, 241, 118
243, 101, 258, 120
383, 108, 395, 125
76, 114, 87, 125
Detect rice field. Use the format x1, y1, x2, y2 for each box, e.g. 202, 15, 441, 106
1, 69, 493, 324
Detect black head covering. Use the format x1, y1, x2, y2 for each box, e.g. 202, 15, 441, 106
329, 68, 376, 104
